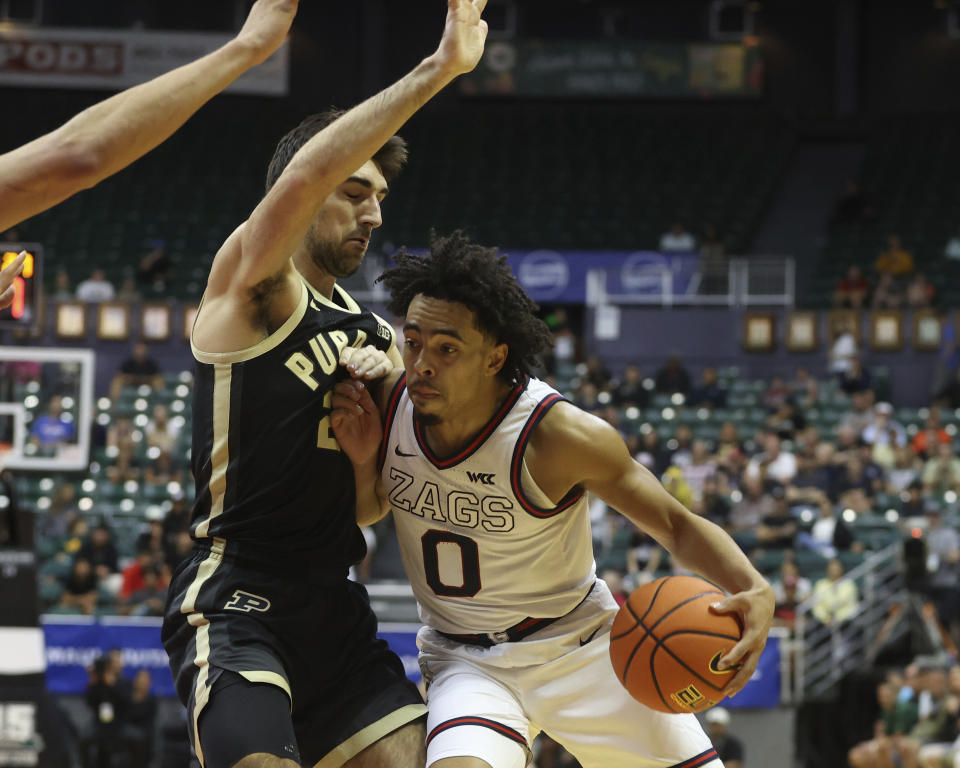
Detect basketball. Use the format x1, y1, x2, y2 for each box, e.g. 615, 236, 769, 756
609, 575, 742, 714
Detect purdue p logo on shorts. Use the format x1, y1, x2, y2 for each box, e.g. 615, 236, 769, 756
224, 590, 272, 613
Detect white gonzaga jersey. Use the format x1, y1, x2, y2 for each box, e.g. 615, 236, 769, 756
379, 376, 596, 634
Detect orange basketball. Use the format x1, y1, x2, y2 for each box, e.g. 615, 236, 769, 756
609, 575, 742, 714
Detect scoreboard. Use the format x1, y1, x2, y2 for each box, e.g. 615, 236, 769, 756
0, 245, 41, 329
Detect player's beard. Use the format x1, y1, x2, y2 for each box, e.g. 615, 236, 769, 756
308, 234, 365, 279
413, 408, 442, 427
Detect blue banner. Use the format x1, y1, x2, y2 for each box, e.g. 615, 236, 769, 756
723, 633, 781, 709
500, 250, 699, 304
42, 618, 779, 707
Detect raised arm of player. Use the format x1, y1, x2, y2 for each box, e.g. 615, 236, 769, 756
0, 0, 298, 234
206, 0, 489, 301
527, 402, 775, 697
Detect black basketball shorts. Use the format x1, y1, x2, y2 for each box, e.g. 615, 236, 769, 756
162, 552, 426, 767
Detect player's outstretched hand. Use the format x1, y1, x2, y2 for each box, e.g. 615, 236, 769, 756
0, 251, 27, 310
434, 0, 489, 78
331, 380, 382, 466
339, 345, 393, 381
709, 583, 775, 697
236, 0, 299, 67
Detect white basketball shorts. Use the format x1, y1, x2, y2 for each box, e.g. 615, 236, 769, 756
418, 579, 723, 768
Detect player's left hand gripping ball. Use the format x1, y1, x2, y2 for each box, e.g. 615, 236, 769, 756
339, 345, 393, 380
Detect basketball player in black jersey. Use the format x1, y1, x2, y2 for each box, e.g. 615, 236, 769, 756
161, 2, 490, 767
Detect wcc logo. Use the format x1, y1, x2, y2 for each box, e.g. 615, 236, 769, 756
224, 590, 272, 613
466, 471, 496, 486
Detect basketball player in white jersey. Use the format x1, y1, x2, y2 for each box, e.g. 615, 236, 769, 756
330, 231, 776, 768
0, 0, 299, 308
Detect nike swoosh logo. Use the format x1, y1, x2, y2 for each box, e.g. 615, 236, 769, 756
394, 445, 417, 458
708, 650, 739, 675
579, 627, 601, 646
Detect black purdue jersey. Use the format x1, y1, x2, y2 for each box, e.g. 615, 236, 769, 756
188, 279, 395, 573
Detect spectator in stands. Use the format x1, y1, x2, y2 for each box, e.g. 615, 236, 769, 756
119, 548, 156, 603
771, 560, 812, 632
135, 512, 166, 561
115, 274, 141, 303
682, 440, 717, 500
898, 665, 959, 768
841, 388, 877, 434
51, 268, 72, 300
667, 424, 694, 468
574, 381, 600, 413
120, 563, 167, 616
848, 680, 919, 768
945, 225, 960, 261
729, 474, 775, 534
715, 421, 743, 462
872, 272, 904, 309
601, 569, 630, 606
919, 692, 960, 768
660, 466, 694, 509
29, 395, 75, 451
907, 272, 936, 308
789, 365, 819, 410
612, 364, 648, 408
766, 399, 806, 441
583, 355, 612, 391
811, 558, 858, 627
746, 432, 798, 486
78, 522, 120, 582
59, 516, 89, 559
75, 268, 115, 303
834, 264, 870, 309
875, 234, 916, 279
829, 316, 859, 377
698, 474, 732, 527
688, 366, 726, 409
634, 427, 669, 476
106, 415, 139, 484
923, 441, 960, 497
659, 221, 696, 253
829, 179, 872, 229
802, 496, 854, 557
840, 358, 873, 395
37, 482, 78, 543
60, 556, 98, 615
863, 402, 907, 448
790, 442, 842, 503
111, 342, 163, 399
84, 654, 130, 768
136, 237, 172, 290
655, 355, 691, 395
121, 669, 157, 768
704, 707, 743, 768
899, 480, 928, 519
889, 447, 922, 493
925, 507, 960, 641
625, 532, 663, 588
914, 408, 952, 460
756, 485, 798, 548
144, 403, 180, 454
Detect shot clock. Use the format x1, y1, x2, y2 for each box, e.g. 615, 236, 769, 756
0, 244, 42, 329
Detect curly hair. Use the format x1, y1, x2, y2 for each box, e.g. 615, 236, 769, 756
378, 231, 553, 385
264, 108, 408, 193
